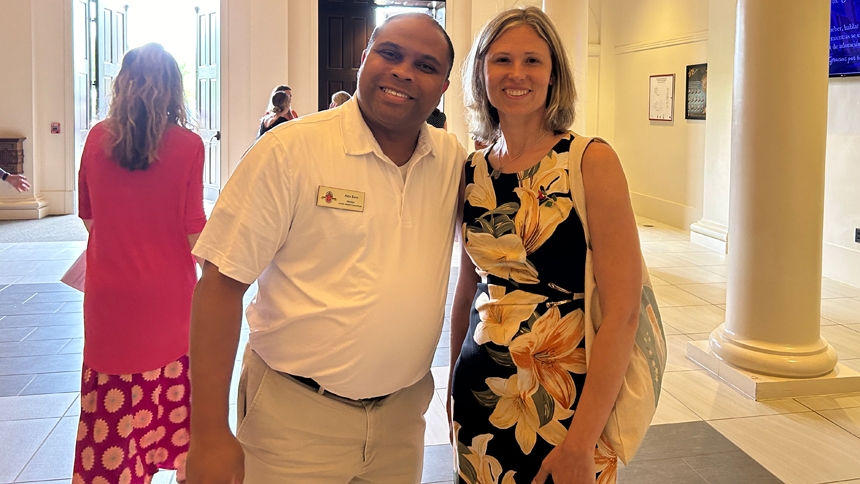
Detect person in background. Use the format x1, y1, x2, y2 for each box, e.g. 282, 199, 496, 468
427, 106, 447, 130
74, 42, 206, 484
0, 167, 30, 192
258, 85, 298, 137
329, 90, 352, 108
449, 7, 642, 484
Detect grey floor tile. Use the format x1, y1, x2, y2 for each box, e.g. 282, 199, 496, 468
0, 354, 83, 376
0, 248, 70, 262
422, 444, 454, 484
0, 292, 34, 305
20, 372, 81, 396
0, 283, 76, 295
432, 346, 450, 367
683, 452, 781, 483
0, 303, 64, 316
0, 261, 37, 277
437, 331, 450, 348
0, 313, 83, 328
0, 374, 35, 397
58, 339, 83, 355
0, 339, 71, 357
632, 421, 741, 461
24, 326, 84, 341
0, 418, 58, 483
16, 416, 76, 482
618, 457, 707, 483
28, 261, 74, 276
0, 393, 77, 420
25, 292, 83, 304
54, 303, 81, 314
0, 327, 35, 342
63, 395, 81, 417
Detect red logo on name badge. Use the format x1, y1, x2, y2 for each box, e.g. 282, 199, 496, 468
325, 191, 334, 203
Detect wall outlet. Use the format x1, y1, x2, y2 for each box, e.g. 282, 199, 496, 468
856, 228, 860, 244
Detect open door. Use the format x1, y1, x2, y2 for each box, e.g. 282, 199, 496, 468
73, 0, 92, 171
96, 0, 129, 118
196, 1, 221, 202
318, 0, 375, 111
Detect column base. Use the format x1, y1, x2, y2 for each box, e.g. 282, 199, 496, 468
690, 219, 728, 253
708, 324, 837, 378
0, 196, 49, 220
687, 340, 860, 400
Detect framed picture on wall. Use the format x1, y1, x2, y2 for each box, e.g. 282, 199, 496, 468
649, 74, 675, 121
685, 63, 707, 120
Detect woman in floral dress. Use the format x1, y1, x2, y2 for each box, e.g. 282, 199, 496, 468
449, 7, 643, 484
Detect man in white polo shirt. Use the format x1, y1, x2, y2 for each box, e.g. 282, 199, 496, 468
185, 13, 466, 484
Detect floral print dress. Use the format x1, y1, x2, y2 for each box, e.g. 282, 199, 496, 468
451, 134, 617, 484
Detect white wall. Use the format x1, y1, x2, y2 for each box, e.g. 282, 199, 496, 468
0, 0, 68, 218
823, 78, 860, 288
604, 0, 709, 229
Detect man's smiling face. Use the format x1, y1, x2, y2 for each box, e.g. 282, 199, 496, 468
356, 15, 451, 137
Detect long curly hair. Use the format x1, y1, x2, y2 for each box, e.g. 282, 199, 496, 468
462, 6, 577, 144
105, 43, 189, 171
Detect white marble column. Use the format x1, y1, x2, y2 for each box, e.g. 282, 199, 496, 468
689, 0, 737, 253
688, 0, 860, 399
542, 0, 588, 133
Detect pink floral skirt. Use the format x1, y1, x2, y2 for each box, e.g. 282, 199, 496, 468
73, 355, 191, 484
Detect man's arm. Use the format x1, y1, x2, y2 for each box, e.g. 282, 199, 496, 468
186, 261, 250, 484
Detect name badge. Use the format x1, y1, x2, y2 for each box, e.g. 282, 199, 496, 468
316, 186, 365, 212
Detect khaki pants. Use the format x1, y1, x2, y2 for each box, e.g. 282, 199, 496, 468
236, 345, 435, 483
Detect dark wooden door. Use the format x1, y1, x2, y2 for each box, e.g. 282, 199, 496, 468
318, 0, 375, 111
196, 1, 221, 202
96, 0, 128, 118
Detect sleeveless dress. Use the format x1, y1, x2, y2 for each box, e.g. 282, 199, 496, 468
451, 133, 617, 484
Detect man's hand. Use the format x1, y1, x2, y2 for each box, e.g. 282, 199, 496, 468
5, 174, 30, 192
186, 430, 245, 484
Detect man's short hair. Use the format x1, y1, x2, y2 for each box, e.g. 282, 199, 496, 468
366, 13, 455, 80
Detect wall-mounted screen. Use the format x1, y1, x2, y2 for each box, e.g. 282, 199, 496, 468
831, 0, 860, 77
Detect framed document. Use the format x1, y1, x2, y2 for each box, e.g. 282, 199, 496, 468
685, 63, 707, 120
648, 74, 675, 121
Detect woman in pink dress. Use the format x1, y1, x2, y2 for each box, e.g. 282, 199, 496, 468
74, 43, 206, 484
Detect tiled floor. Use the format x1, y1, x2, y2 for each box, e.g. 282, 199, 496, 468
2, 219, 860, 483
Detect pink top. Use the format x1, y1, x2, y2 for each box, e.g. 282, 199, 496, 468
79, 122, 207, 374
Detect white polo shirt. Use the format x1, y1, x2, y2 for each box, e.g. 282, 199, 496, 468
193, 99, 466, 399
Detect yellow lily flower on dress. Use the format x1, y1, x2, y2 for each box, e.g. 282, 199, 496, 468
465, 151, 497, 211
486, 375, 576, 455
595, 435, 618, 484
474, 285, 548, 346
513, 187, 573, 255
509, 306, 587, 408
454, 422, 519, 484
464, 226, 539, 284
462, 433, 503, 484
520, 150, 570, 197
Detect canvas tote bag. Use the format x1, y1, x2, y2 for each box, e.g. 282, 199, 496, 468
566, 133, 668, 464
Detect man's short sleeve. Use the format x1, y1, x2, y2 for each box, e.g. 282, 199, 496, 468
192, 135, 293, 284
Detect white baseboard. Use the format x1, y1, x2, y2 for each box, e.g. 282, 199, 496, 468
0, 196, 49, 219
690, 219, 729, 253
629, 191, 702, 230
822, 241, 860, 289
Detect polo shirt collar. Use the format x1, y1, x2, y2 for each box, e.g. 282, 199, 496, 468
341, 97, 436, 162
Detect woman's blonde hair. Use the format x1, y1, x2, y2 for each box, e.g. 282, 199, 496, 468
105, 43, 189, 171
463, 6, 577, 144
